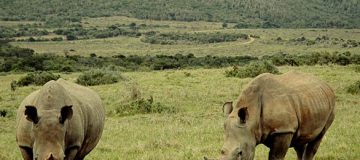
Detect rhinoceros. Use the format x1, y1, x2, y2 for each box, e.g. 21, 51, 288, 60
16, 78, 105, 160
220, 71, 335, 160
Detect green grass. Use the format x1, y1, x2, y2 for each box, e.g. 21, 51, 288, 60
0, 66, 359, 159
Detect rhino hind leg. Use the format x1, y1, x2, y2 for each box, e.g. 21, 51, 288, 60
294, 145, 305, 160
303, 112, 335, 160
303, 132, 325, 160
268, 133, 293, 160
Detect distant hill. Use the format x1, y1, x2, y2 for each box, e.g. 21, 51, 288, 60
0, 0, 359, 28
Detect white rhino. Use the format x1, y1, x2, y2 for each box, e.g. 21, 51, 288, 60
220, 71, 335, 160
16, 78, 105, 160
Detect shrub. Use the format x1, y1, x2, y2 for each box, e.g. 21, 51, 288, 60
66, 34, 77, 40
354, 65, 360, 73
0, 107, 15, 118
113, 96, 177, 117
335, 52, 351, 65
76, 69, 121, 86
0, 109, 7, 117
60, 65, 75, 72
307, 40, 316, 45
346, 81, 360, 95
17, 71, 61, 87
222, 22, 228, 28
225, 61, 279, 78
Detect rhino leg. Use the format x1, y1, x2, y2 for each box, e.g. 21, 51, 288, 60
294, 145, 305, 160
303, 112, 335, 160
303, 132, 325, 160
65, 147, 80, 160
19, 146, 33, 160
268, 133, 293, 160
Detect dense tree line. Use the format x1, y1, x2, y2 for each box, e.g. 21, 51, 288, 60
1, 43, 359, 73
0, 26, 49, 38
0, 42, 258, 72
0, 0, 359, 28
275, 35, 360, 48
263, 52, 360, 66
53, 24, 142, 40
141, 32, 248, 44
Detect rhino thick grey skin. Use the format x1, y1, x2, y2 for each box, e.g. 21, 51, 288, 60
220, 71, 335, 160
16, 79, 105, 160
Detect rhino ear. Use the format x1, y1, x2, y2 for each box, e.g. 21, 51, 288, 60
59, 105, 73, 124
238, 107, 248, 123
223, 102, 233, 116
25, 105, 39, 124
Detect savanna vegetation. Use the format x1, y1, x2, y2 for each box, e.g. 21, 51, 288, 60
0, 1, 360, 159
1, 66, 359, 159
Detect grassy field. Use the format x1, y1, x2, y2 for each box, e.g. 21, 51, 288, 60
0, 65, 359, 159
1, 15, 360, 159
9, 16, 360, 57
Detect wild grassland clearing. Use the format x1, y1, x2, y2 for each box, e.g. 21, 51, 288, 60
1, 16, 360, 160
8, 16, 360, 57
0, 66, 359, 159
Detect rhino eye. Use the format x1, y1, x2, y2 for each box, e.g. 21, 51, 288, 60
220, 149, 225, 155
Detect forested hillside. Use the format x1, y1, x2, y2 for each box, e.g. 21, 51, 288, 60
0, 0, 359, 28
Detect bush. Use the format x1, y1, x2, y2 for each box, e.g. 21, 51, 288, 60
66, 34, 77, 40
17, 71, 61, 87
354, 65, 360, 73
0, 108, 15, 118
76, 69, 121, 86
0, 109, 7, 117
113, 96, 176, 117
225, 61, 279, 78
346, 81, 360, 95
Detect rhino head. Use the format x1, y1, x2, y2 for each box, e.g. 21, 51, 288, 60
25, 105, 73, 160
220, 102, 256, 160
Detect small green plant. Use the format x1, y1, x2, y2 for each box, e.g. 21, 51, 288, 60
225, 61, 279, 78
0, 109, 7, 117
0, 106, 15, 118
76, 69, 121, 86
17, 71, 61, 87
346, 81, 360, 95
354, 65, 360, 73
307, 40, 316, 45
184, 72, 191, 77
113, 96, 177, 117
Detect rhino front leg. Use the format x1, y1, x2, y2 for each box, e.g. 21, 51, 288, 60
65, 146, 80, 160
19, 146, 33, 160
268, 133, 293, 160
